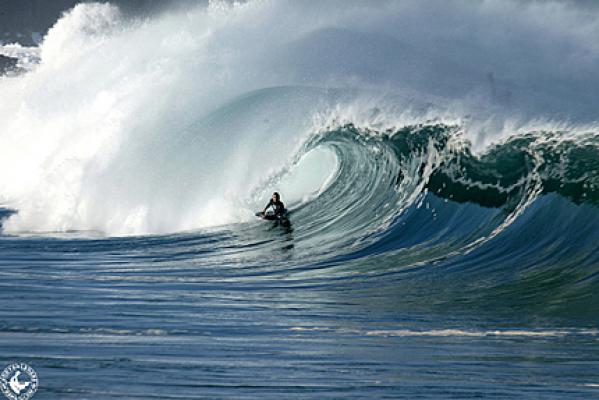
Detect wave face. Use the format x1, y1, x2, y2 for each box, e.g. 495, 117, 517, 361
0, 0, 597, 311
284, 123, 599, 319
0, 0, 598, 313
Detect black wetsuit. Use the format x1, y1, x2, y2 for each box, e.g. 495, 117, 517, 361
265, 199, 285, 217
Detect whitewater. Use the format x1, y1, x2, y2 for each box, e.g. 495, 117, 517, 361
0, 1, 598, 398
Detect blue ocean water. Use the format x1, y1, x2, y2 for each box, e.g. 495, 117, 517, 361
1, 190, 599, 399
1, 1, 599, 398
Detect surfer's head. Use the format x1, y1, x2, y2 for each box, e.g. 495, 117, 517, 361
272, 192, 280, 202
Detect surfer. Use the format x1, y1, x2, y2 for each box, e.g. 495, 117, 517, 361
261, 192, 285, 219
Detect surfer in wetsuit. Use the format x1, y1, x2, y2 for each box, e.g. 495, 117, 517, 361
262, 192, 285, 218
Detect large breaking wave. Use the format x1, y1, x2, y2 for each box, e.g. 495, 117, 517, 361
1, 0, 599, 256
2, 4, 599, 395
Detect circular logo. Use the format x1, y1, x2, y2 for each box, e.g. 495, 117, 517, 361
0, 363, 38, 400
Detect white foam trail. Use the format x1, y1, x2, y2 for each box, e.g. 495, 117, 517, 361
291, 327, 598, 338
365, 329, 599, 338
1, 1, 598, 235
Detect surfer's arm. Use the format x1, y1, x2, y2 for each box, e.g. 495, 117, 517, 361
262, 200, 272, 214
